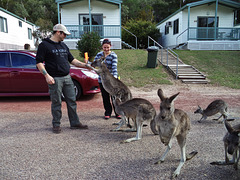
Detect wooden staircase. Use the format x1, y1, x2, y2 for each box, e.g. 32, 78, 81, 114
157, 49, 208, 84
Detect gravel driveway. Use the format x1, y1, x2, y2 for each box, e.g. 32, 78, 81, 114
1, 83, 240, 180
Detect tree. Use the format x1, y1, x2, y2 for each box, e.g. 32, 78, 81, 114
122, 19, 161, 49
0, 0, 57, 32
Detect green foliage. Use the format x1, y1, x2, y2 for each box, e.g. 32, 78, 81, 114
76, 32, 102, 61
122, 0, 182, 24
0, 0, 57, 35
122, 19, 161, 49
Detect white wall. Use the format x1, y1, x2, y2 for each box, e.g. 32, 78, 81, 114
188, 4, 234, 27
0, 9, 36, 50
61, 1, 120, 25
60, 0, 121, 49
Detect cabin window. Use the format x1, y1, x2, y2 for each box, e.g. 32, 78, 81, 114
173, 19, 179, 35
28, 28, 32, 40
234, 10, 240, 25
198, 17, 219, 28
19, 21, 22, 27
165, 25, 169, 35
0, 16, 8, 33
79, 14, 103, 36
197, 17, 219, 40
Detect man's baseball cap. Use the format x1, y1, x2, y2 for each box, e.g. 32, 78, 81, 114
53, 24, 71, 35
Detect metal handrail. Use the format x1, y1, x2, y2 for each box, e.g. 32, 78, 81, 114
176, 28, 188, 46
167, 48, 179, 79
147, 36, 163, 64
148, 36, 179, 79
122, 26, 137, 49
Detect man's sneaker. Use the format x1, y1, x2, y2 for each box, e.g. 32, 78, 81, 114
70, 123, 88, 129
52, 126, 61, 134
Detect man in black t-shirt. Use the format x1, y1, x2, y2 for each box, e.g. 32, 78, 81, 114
36, 24, 88, 133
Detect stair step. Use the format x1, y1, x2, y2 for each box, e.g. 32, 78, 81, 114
178, 75, 205, 79
174, 69, 199, 71
181, 79, 208, 84
177, 73, 205, 76
158, 50, 208, 84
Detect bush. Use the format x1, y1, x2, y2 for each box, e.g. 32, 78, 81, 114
122, 19, 161, 49
76, 32, 102, 61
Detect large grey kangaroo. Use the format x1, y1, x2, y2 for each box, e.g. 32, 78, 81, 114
112, 97, 157, 143
88, 57, 158, 134
90, 57, 132, 102
210, 120, 240, 170
88, 57, 132, 127
154, 89, 198, 178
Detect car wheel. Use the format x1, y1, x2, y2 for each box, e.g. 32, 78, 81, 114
61, 80, 82, 100
73, 80, 82, 99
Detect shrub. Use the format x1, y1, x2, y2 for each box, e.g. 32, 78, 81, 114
76, 32, 102, 61
122, 19, 161, 49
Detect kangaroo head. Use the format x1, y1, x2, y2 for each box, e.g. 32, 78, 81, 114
194, 105, 202, 114
225, 121, 240, 155
157, 89, 179, 120
112, 96, 121, 107
91, 56, 105, 68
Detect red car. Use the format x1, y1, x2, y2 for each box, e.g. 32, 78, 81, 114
0, 50, 100, 99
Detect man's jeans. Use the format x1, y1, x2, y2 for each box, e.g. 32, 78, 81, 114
48, 74, 80, 127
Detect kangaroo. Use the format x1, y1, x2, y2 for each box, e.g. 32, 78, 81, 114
194, 99, 232, 123
90, 57, 132, 102
154, 89, 198, 178
88, 57, 158, 134
87, 57, 133, 127
210, 120, 240, 170
112, 97, 157, 142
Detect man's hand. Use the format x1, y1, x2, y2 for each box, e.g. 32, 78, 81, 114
45, 74, 55, 84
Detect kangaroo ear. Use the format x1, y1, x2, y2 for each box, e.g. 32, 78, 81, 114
169, 92, 180, 103
157, 89, 165, 101
225, 120, 234, 134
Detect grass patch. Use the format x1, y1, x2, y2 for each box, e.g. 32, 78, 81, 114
70, 49, 172, 88
175, 50, 240, 89
114, 49, 172, 87
70, 49, 240, 89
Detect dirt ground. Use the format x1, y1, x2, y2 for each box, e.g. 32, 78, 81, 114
1, 82, 240, 180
